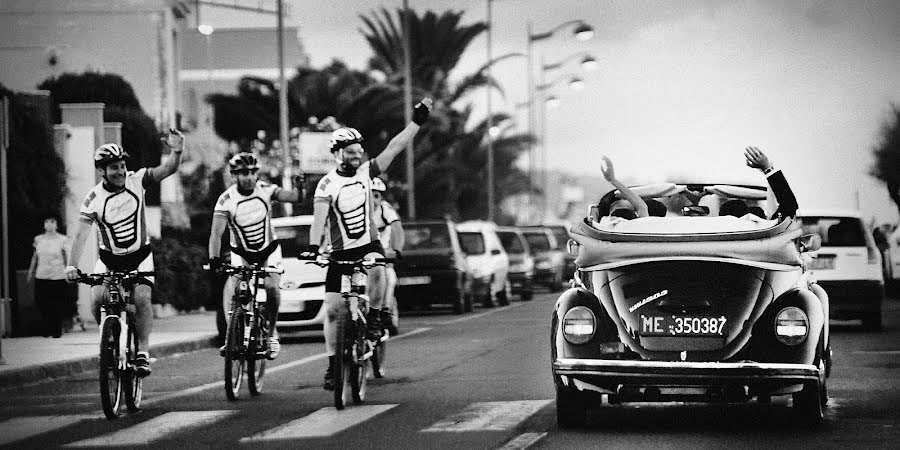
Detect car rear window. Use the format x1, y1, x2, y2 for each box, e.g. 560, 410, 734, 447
523, 232, 551, 251
547, 226, 569, 250
497, 231, 525, 254
458, 232, 486, 254
405, 224, 453, 250
800, 216, 866, 247
275, 224, 312, 257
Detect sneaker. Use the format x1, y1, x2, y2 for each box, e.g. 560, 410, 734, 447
219, 345, 226, 357
323, 356, 335, 391
365, 310, 383, 341
266, 337, 280, 360
134, 353, 152, 378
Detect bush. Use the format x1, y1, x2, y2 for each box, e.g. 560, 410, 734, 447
152, 227, 215, 311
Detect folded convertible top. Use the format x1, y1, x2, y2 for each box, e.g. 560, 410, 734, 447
570, 217, 804, 269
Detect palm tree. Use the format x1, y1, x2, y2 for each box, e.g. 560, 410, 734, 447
870, 104, 900, 216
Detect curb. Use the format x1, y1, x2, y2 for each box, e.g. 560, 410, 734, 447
0, 334, 219, 389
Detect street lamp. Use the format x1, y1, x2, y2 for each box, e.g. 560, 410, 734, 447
542, 52, 599, 72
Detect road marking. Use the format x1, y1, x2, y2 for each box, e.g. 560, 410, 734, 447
436, 303, 525, 325
0, 415, 94, 446
851, 350, 900, 354
422, 400, 553, 432
499, 432, 548, 449
139, 327, 431, 407
64, 411, 235, 447
240, 405, 397, 441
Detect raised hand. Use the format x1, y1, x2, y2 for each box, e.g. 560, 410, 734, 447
600, 155, 616, 182
412, 98, 433, 125
163, 128, 185, 153
744, 146, 772, 172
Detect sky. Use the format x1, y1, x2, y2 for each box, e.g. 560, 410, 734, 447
202, 0, 900, 224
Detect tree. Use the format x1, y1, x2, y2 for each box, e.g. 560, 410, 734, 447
870, 104, 900, 217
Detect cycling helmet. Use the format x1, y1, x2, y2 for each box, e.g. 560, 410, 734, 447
228, 152, 259, 172
94, 143, 129, 168
372, 177, 386, 192
329, 127, 363, 152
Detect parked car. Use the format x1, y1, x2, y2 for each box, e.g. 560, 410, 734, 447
272, 215, 327, 333
496, 227, 534, 300
884, 225, 900, 289
520, 227, 567, 291
457, 221, 510, 307
394, 220, 473, 314
542, 223, 576, 283
797, 209, 885, 330
554, 182, 831, 427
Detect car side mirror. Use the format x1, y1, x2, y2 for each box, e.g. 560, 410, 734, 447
490, 249, 501, 255
799, 233, 821, 253
682, 205, 710, 216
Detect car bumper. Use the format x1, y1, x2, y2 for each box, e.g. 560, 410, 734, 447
395, 270, 465, 305
508, 272, 533, 293
817, 280, 883, 317
553, 358, 820, 394
276, 298, 326, 329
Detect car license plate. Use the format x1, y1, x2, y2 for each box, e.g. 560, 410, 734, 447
397, 276, 431, 286
639, 315, 727, 336
809, 256, 835, 270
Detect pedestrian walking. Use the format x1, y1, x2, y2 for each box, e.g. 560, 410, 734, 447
27, 215, 75, 338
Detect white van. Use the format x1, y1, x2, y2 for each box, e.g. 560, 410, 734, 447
456, 221, 510, 307
272, 215, 327, 333
797, 209, 884, 330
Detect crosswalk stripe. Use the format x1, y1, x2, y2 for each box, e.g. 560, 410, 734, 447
0, 415, 94, 446
64, 411, 235, 447
422, 400, 553, 432
240, 405, 398, 441
500, 432, 548, 449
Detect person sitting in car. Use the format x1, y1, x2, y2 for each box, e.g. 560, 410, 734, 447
591, 156, 648, 227
743, 146, 798, 220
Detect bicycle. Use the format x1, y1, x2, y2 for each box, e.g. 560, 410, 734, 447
206, 262, 283, 401
74, 269, 155, 419
303, 254, 394, 410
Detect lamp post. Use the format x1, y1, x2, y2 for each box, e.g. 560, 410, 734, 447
197, 24, 214, 116
526, 20, 593, 223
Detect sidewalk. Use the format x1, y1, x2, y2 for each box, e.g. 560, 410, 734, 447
0, 308, 219, 389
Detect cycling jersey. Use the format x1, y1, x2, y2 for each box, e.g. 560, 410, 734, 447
373, 200, 400, 249
214, 181, 282, 253
79, 168, 151, 256
315, 160, 382, 251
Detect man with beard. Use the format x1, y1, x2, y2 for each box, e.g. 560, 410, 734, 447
208, 152, 303, 360
304, 98, 432, 390
65, 129, 185, 377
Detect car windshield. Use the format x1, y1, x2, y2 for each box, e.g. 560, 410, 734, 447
458, 232, 486, 255
275, 224, 311, 257
497, 231, 525, 254
523, 232, 551, 251
800, 216, 866, 247
405, 224, 452, 250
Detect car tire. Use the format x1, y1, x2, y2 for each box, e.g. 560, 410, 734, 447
463, 292, 474, 313
497, 280, 510, 306
793, 341, 826, 426
861, 311, 882, 331
521, 287, 533, 301
452, 289, 465, 315
556, 387, 588, 429
482, 276, 496, 308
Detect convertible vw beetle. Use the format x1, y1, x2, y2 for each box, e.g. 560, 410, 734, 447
551, 182, 831, 427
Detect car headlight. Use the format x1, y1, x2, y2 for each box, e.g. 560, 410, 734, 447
536, 261, 552, 270
562, 306, 595, 345
774, 306, 808, 346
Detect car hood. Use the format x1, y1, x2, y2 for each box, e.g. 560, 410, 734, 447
280, 258, 326, 288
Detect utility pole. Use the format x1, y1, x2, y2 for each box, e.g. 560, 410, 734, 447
1, 97, 10, 363
402, 0, 416, 219
485, 0, 495, 222
276, 0, 292, 215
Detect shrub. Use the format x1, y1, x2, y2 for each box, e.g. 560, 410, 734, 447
152, 227, 215, 311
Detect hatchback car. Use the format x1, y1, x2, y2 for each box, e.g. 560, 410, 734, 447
554, 182, 831, 427
496, 227, 534, 300
542, 224, 577, 284
798, 209, 884, 330
520, 227, 567, 291
394, 220, 473, 314
457, 221, 510, 307
272, 215, 327, 333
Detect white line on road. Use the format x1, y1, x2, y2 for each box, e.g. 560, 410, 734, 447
64, 411, 236, 447
851, 350, 900, 354
240, 404, 397, 441
422, 400, 553, 432
436, 303, 525, 325
140, 327, 431, 408
0, 415, 95, 446
499, 432, 548, 450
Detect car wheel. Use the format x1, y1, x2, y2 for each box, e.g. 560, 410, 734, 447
463, 292, 474, 313
452, 289, 465, 315
556, 386, 588, 429
482, 276, 496, 308
793, 342, 826, 426
521, 287, 533, 301
497, 280, 511, 306
861, 311, 882, 331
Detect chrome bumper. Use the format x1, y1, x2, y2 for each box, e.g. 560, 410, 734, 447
554, 358, 820, 384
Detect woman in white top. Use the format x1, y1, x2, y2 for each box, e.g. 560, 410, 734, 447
27, 215, 73, 338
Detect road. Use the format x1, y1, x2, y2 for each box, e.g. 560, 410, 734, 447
1, 292, 898, 449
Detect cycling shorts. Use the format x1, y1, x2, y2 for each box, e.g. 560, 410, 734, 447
325, 241, 385, 293
95, 245, 155, 285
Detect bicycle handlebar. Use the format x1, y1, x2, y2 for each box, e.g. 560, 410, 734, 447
73, 270, 156, 286
299, 254, 396, 268
202, 263, 284, 276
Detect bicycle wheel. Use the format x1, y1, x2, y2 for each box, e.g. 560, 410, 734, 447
99, 317, 124, 419
371, 337, 387, 379
333, 310, 352, 410
248, 315, 267, 396
350, 333, 369, 403
224, 306, 246, 401
124, 318, 142, 412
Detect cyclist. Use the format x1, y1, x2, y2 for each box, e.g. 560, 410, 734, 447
208, 152, 302, 360
371, 177, 404, 335
64, 129, 185, 377
304, 98, 432, 390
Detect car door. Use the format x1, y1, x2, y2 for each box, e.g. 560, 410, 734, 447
484, 230, 509, 291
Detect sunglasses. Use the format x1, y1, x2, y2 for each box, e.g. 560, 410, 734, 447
231, 168, 258, 176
